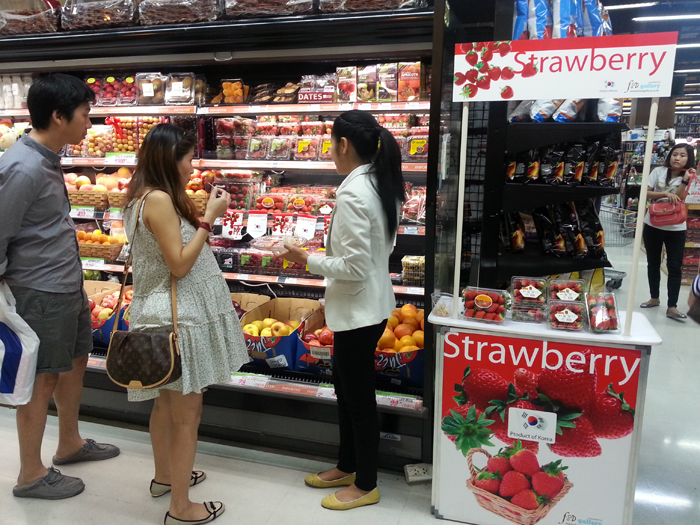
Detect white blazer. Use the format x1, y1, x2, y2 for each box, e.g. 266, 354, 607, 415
307, 164, 397, 332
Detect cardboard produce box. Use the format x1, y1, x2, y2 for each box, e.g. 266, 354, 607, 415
296, 310, 333, 377
240, 298, 320, 371
84, 280, 121, 298
230, 293, 271, 312
375, 347, 424, 389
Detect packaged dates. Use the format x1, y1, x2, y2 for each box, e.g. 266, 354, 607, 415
462, 287, 508, 323
62, 0, 136, 31
586, 293, 619, 333
319, 0, 420, 13
512, 277, 547, 305
0, 2, 58, 36
548, 301, 585, 331
549, 279, 585, 302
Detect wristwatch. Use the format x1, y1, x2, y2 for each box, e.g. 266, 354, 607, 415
199, 221, 213, 232
681, 179, 689, 185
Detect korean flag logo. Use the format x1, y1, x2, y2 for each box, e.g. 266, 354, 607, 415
521, 411, 548, 431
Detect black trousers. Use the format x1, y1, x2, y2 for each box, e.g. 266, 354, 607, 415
332, 319, 386, 492
643, 223, 687, 308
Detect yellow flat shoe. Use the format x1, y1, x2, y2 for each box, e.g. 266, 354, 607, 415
305, 472, 356, 488
321, 487, 380, 510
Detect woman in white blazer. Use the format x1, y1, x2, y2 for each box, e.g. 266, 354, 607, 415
278, 110, 405, 511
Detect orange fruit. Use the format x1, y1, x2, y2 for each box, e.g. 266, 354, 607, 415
399, 335, 416, 347
99, 234, 109, 243
102, 241, 111, 245
377, 329, 396, 349
400, 345, 420, 353
85, 240, 93, 244
391, 309, 404, 323
416, 310, 424, 323
394, 324, 413, 340
421, 319, 424, 330
402, 310, 418, 321
412, 330, 424, 348
402, 317, 419, 331
77, 231, 85, 240
387, 316, 399, 329
393, 339, 405, 352
84, 233, 93, 242
401, 304, 418, 316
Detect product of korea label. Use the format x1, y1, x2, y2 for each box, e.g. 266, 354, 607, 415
246, 211, 268, 238
294, 214, 317, 240
554, 309, 578, 323
519, 285, 542, 299
557, 288, 581, 301
508, 407, 557, 444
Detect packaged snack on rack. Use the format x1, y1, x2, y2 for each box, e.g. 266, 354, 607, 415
224, 0, 313, 18
82, 125, 114, 158
564, 143, 587, 185
267, 135, 294, 160
582, 141, 603, 185
401, 255, 425, 286
319, 135, 333, 161
220, 79, 248, 104
553, 99, 585, 123
376, 63, 398, 102
512, 305, 545, 323
254, 122, 278, 136
135, 73, 167, 105
294, 136, 320, 161
138, 116, 168, 148
600, 146, 621, 187
138, 0, 220, 25
513, 0, 528, 40
301, 121, 324, 136
249, 85, 276, 104
272, 83, 301, 104
111, 117, 138, 153
61, 0, 136, 31
539, 147, 566, 185
528, 0, 553, 39
512, 277, 547, 305
299, 74, 337, 104
286, 195, 320, 215
401, 187, 426, 224
398, 61, 422, 102
357, 65, 377, 102
246, 137, 271, 160
165, 73, 196, 105
550, 279, 585, 302
118, 75, 138, 106
336, 67, 357, 103
503, 212, 525, 252
461, 287, 508, 323
508, 100, 534, 123
532, 207, 567, 257
531, 99, 565, 122
0, 1, 59, 36
548, 301, 585, 331
405, 135, 429, 161
553, 202, 587, 257
574, 200, 606, 259
598, 98, 623, 123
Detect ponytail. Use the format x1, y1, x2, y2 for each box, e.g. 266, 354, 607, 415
332, 110, 406, 238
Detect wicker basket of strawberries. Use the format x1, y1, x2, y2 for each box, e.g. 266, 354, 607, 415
466, 445, 573, 525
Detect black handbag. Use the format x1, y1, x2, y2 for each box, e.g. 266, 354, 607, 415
105, 192, 182, 389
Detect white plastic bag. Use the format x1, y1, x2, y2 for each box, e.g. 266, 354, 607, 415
0, 281, 40, 406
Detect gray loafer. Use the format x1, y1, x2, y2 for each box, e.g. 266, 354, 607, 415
667, 311, 687, 322
13, 467, 85, 500
53, 438, 120, 465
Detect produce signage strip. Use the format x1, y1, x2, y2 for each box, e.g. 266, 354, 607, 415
438, 329, 641, 524
453, 32, 677, 102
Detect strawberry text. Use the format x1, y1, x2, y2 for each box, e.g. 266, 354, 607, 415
513, 49, 667, 77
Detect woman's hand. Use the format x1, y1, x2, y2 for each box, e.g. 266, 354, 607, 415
204, 188, 230, 223
666, 192, 682, 204
273, 243, 309, 265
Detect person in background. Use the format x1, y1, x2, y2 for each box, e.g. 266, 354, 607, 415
277, 110, 405, 511
0, 74, 120, 500
640, 144, 696, 320
123, 124, 249, 525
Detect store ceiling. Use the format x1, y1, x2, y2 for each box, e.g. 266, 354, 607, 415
607, 0, 700, 110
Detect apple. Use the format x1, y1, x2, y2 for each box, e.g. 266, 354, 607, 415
189, 177, 202, 191
287, 320, 301, 330
318, 328, 334, 346
98, 308, 114, 321
185, 189, 195, 195
242, 324, 260, 337
270, 322, 289, 337
260, 327, 273, 337
117, 167, 132, 178
252, 320, 264, 331
314, 329, 323, 337
191, 169, 202, 179
88, 299, 96, 311
110, 187, 121, 193
92, 184, 107, 192
64, 173, 78, 184
79, 184, 94, 191
262, 318, 277, 328
309, 340, 322, 347
75, 175, 91, 188
124, 290, 133, 302
117, 178, 130, 190
66, 184, 77, 191
195, 189, 208, 195
302, 334, 317, 343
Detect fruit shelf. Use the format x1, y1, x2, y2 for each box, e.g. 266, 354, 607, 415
98, 264, 425, 296
85, 356, 425, 414
501, 185, 620, 213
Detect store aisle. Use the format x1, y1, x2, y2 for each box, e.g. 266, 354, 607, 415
0, 245, 699, 525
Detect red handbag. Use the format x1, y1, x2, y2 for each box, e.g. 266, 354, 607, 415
649, 200, 687, 227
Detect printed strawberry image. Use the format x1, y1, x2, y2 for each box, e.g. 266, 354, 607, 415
476, 76, 491, 91
461, 366, 509, 410
464, 69, 479, 83
511, 489, 546, 510
486, 451, 513, 476
499, 470, 531, 498
513, 368, 538, 399
589, 384, 635, 439
538, 349, 596, 411
498, 41, 512, 57
502, 440, 540, 478
441, 405, 495, 455
476, 61, 490, 73
454, 72, 469, 86
532, 460, 567, 500
473, 467, 501, 494
465, 51, 478, 66
460, 42, 474, 54
501, 86, 514, 99
501, 66, 515, 80
487, 65, 501, 81
550, 415, 602, 457
485, 386, 540, 453
481, 47, 493, 62
460, 84, 478, 99
522, 61, 538, 78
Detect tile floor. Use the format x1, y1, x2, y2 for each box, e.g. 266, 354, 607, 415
0, 245, 698, 524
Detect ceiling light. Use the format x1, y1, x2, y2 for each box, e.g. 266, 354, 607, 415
634, 14, 700, 21
606, 2, 657, 9
678, 43, 700, 48
676, 100, 700, 105
686, 83, 700, 86
675, 69, 700, 73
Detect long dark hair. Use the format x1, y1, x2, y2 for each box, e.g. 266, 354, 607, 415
126, 124, 199, 229
331, 110, 406, 237
664, 143, 696, 179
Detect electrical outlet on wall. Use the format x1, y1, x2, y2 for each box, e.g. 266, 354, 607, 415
404, 463, 432, 484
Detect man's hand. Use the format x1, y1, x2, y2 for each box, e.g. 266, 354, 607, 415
273, 243, 309, 265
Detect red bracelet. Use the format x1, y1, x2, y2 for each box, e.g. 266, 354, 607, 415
199, 221, 213, 233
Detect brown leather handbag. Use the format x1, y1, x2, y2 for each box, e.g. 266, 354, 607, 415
105, 192, 182, 390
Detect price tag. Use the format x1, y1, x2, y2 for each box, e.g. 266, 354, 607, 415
378, 103, 392, 110
105, 153, 137, 166
407, 287, 423, 295
306, 104, 321, 112
231, 373, 268, 389
310, 347, 332, 360
199, 107, 210, 114
108, 208, 123, 220
285, 278, 298, 285
265, 355, 289, 369
221, 211, 244, 240
338, 104, 353, 111
62, 157, 74, 165
81, 257, 105, 270
170, 81, 184, 96
402, 226, 419, 235
246, 211, 268, 238
358, 103, 372, 110
556, 288, 581, 301
316, 386, 337, 399
377, 395, 418, 410
70, 206, 95, 219
142, 83, 154, 97
237, 274, 250, 281
554, 309, 578, 323
294, 214, 318, 240
406, 102, 421, 109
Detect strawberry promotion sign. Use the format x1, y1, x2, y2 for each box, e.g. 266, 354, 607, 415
437, 330, 642, 525
453, 33, 677, 102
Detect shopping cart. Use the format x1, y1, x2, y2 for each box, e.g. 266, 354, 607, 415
599, 205, 637, 247
604, 269, 627, 291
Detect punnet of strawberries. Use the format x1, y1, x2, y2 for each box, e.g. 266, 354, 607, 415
462, 287, 509, 323
586, 293, 619, 332
512, 305, 545, 323
549, 279, 585, 302
472, 443, 570, 510
548, 301, 585, 331
512, 277, 547, 305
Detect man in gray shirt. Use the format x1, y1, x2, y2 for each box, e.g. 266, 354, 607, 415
0, 74, 119, 500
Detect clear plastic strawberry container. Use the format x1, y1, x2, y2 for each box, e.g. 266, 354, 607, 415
405, 135, 429, 161
245, 137, 270, 160
318, 135, 333, 161
550, 279, 586, 302
279, 121, 302, 135
512, 276, 547, 305
219, 182, 256, 211
253, 122, 278, 136
285, 194, 320, 215
376, 113, 411, 128
548, 301, 586, 331
512, 305, 545, 323
267, 135, 295, 160
253, 193, 287, 212
586, 293, 620, 333
461, 287, 509, 323
238, 248, 282, 275
301, 121, 324, 136
294, 136, 320, 161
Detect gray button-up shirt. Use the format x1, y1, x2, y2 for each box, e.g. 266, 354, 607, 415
0, 134, 82, 293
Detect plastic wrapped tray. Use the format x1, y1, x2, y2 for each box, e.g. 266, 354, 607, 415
165, 73, 196, 105
294, 137, 320, 161
219, 79, 248, 104
0, 2, 58, 36
512, 277, 547, 305
135, 73, 167, 105
405, 135, 428, 161
548, 301, 585, 331
401, 255, 425, 286
224, 0, 314, 19
61, 0, 136, 31
512, 305, 545, 324
112, 117, 138, 153
318, 135, 333, 160
586, 293, 620, 333
550, 279, 585, 302
138, 0, 220, 25
461, 287, 508, 323
319, 0, 425, 12
251, 235, 308, 252
285, 194, 320, 214
267, 136, 295, 160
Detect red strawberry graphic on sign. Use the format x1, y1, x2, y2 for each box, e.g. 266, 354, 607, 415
488, 65, 501, 81
588, 383, 635, 439
460, 42, 474, 54
507, 440, 540, 477
538, 349, 596, 411
522, 61, 539, 78
474, 467, 501, 494
532, 460, 567, 500
481, 47, 493, 62
501, 67, 515, 80
513, 368, 538, 399
461, 84, 478, 98
465, 69, 479, 84
498, 41, 512, 57
511, 489, 545, 510
465, 51, 478, 66
499, 471, 531, 498
476, 62, 489, 73
476, 76, 491, 90
550, 415, 602, 457
486, 453, 513, 476
454, 72, 468, 86
501, 86, 514, 99
461, 366, 508, 410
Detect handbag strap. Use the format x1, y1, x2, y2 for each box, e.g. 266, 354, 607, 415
110, 191, 178, 339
